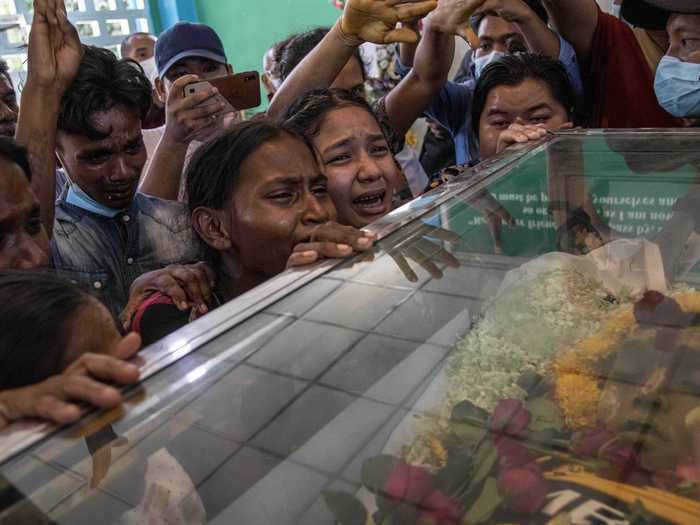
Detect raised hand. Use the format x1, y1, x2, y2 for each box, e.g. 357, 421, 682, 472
426, 0, 486, 46
27, 0, 82, 94
473, 0, 539, 24
340, 0, 438, 44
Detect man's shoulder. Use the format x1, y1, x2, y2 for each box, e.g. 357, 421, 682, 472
134, 193, 193, 231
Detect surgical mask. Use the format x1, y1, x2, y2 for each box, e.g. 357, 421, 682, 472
60, 155, 128, 219
139, 57, 158, 85
654, 55, 700, 118
66, 184, 127, 218
610, 3, 622, 18
474, 51, 506, 80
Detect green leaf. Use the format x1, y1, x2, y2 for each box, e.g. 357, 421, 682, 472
450, 421, 487, 448
526, 396, 563, 433
322, 491, 368, 525
460, 442, 498, 505
449, 401, 489, 448
361, 455, 400, 495
517, 371, 544, 395
463, 477, 503, 524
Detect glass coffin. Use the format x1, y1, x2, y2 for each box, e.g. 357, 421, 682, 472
1, 129, 700, 525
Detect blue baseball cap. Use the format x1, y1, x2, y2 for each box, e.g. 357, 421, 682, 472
155, 22, 228, 77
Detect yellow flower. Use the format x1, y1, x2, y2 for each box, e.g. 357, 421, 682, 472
404, 130, 418, 149
555, 373, 600, 429
552, 290, 700, 431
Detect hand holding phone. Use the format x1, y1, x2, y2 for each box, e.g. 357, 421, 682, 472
184, 71, 261, 112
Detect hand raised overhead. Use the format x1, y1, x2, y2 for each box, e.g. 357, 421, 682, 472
340, 0, 438, 44
426, 0, 487, 47
28, 0, 82, 94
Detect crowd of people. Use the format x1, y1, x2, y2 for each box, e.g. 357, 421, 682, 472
0, 0, 697, 431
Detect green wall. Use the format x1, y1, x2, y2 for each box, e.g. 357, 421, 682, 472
194, 0, 341, 110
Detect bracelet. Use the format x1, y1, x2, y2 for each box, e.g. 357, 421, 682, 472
335, 18, 363, 48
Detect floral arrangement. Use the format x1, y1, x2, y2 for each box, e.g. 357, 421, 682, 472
321, 281, 700, 525
446, 268, 619, 413
552, 290, 700, 429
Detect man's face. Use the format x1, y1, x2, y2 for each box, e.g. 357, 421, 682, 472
0, 75, 18, 138
0, 157, 49, 270
123, 34, 157, 62
478, 78, 570, 160
666, 13, 700, 64
475, 15, 528, 58
161, 57, 232, 94
57, 105, 146, 209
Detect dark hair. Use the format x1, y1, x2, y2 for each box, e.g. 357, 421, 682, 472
186, 119, 302, 212
0, 271, 94, 389
283, 88, 379, 141
120, 32, 154, 58
279, 27, 364, 82
58, 45, 152, 140
472, 53, 576, 134
0, 58, 11, 85
470, 0, 548, 34
266, 35, 295, 77
0, 137, 31, 181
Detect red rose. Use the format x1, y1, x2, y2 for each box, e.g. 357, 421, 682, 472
420, 490, 462, 525
384, 461, 434, 505
572, 428, 615, 457
498, 467, 549, 514
495, 436, 536, 469
490, 400, 531, 437
634, 291, 690, 328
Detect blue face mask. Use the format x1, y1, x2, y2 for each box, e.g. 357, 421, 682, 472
654, 55, 700, 118
474, 51, 506, 80
65, 181, 127, 219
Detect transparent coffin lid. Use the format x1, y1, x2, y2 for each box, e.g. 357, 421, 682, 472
1, 130, 700, 524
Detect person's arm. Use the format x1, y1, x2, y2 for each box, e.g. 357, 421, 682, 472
266, 0, 437, 120
15, 0, 81, 238
386, 0, 486, 138
541, 0, 599, 62
138, 75, 223, 200
399, 19, 422, 68
119, 262, 215, 329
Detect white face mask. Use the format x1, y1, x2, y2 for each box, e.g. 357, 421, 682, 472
474, 51, 506, 80
139, 56, 158, 85
610, 3, 622, 19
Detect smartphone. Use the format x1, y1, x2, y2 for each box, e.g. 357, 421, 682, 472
184, 71, 261, 111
